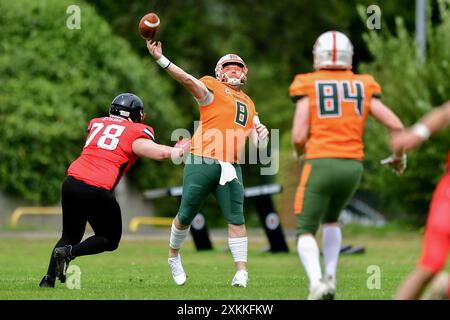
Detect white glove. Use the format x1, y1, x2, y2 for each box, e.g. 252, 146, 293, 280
253, 115, 269, 148
380, 153, 407, 175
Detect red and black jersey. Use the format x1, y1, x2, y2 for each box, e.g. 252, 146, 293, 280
67, 116, 155, 190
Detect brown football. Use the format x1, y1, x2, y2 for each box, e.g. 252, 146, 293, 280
138, 13, 160, 40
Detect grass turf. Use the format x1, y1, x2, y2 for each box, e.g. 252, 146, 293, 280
0, 226, 444, 300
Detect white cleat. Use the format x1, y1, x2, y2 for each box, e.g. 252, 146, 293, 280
307, 278, 335, 300
231, 270, 248, 288
323, 275, 336, 300
168, 255, 187, 286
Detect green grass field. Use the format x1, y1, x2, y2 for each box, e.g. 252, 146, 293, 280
0, 225, 445, 300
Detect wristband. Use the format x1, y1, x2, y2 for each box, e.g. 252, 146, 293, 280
411, 123, 431, 140
156, 55, 171, 69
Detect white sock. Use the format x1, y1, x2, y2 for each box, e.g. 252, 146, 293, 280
322, 225, 341, 278
228, 237, 248, 263
297, 235, 322, 289
169, 221, 190, 250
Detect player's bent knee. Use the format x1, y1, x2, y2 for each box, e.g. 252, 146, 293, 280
106, 240, 120, 252
296, 223, 319, 237
178, 184, 207, 226
322, 221, 339, 227
177, 212, 194, 226
296, 216, 320, 236
61, 234, 83, 245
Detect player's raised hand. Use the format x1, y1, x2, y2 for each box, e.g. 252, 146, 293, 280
146, 40, 163, 60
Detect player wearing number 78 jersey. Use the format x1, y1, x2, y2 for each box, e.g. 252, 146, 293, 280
289, 31, 406, 299
39, 93, 190, 288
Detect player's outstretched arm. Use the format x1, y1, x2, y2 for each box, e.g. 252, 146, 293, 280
392, 100, 450, 153
291, 97, 310, 156
146, 40, 209, 102
370, 98, 407, 174
370, 98, 405, 141
132, 138, 188, 161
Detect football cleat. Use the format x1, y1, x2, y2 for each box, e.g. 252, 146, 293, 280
322, 275, 337, 300
313, 31, 353, 70
168, 254, 187, 286
231, 270, 248, 288
307, 278, 335, 300
39, 275, 55, 288
53, 245, 73, 283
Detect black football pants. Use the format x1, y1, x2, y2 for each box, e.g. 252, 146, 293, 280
45, 176, 122, 279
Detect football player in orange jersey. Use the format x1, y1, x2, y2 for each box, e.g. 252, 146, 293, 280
391, 100, 450, 300
289, 31, 406, 299
146, 40, 269, 288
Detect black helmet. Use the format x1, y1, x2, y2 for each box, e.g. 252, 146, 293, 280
110, 93, 145, 123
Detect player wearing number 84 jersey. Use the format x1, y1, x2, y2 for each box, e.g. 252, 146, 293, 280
289, 31, 406, 300
39, 93, 189, 288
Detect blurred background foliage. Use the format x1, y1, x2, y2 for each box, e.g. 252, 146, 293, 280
0, 0, 449, 225
0, 0, 181, 204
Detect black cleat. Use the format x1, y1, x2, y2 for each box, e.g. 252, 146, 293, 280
39, 275, 55, 288
53, 245, 73, 283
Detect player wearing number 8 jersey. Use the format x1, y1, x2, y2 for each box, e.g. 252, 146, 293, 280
289, 31, 406, 299
39, 93, 189, 288
146, 40, 269, 288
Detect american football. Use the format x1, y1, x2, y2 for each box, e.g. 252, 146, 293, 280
138, 12, 160, 40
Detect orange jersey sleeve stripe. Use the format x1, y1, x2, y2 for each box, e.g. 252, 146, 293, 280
294, 163, 312, 214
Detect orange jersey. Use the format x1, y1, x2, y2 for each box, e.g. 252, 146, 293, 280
289, 70, 381, 160
191, 76, 256, 163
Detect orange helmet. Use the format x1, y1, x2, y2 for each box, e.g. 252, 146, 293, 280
215, 54, 248, 86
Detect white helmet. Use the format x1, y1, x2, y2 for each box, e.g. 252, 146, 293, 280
313, 31, 354, 70
215, 54, 248, 86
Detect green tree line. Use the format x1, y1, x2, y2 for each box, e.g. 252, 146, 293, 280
1, 0, 448, 223
0, 0, 182, 204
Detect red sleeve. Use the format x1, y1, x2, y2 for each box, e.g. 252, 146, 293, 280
87, 119, 94, 132
134, 124, 155, 142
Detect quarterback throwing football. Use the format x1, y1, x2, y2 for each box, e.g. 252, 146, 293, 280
147, 40, 269, 288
